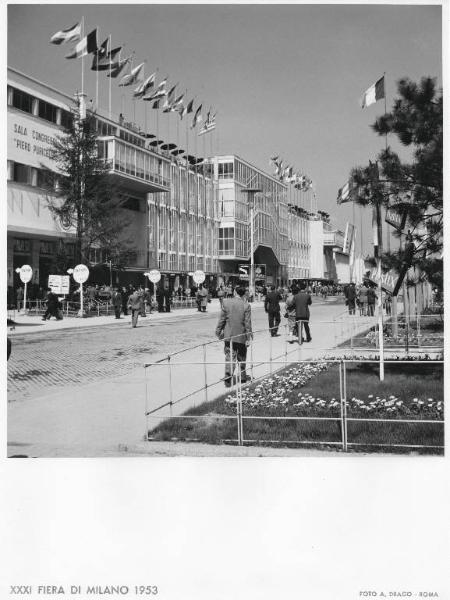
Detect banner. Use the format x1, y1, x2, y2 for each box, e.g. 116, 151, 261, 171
342, 223, 355, 255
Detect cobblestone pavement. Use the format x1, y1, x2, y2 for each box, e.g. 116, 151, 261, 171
7, 308, 271, 402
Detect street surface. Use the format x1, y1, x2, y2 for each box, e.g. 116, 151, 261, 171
7, 296, 373, 457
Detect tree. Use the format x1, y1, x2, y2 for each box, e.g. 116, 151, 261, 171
349, 77, 443, 289
46, 101, 134, 269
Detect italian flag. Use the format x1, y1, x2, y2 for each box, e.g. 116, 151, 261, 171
360, 76, 385, 108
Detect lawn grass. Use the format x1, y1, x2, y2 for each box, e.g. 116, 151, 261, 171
149, 360, 444, 454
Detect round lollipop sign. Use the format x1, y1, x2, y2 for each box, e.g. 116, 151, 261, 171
73, 264, 90, 284
19, 264, 33, 284
193, 270, 205, 284
146, 269, 161, 284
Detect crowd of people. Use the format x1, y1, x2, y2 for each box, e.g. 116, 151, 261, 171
343, 282, 391, 316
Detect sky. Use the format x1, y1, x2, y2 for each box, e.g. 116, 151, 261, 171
7, 2, 443, 256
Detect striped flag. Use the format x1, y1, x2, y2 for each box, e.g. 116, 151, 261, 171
119, 62, 145, 87
191, 104, 202, 129
337, 180, 352, 204
106, 55, 132, 78
66, 28, 98, 59
360, 76, 385, 108
92, 46, 122, 71
50, 22, 81, 45
143, 78, 167, 101
134, 72, 156, 98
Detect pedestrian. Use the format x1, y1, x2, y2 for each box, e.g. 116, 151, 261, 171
291, 283, 312, 343
383, 292, 392, 316
144, 288, 152, 313
345, 282, 357, 315
121, 286, 129, 316
217, 285, 225, 308
164, 287, 172, 313
111, 287, 122, 319
215, 286, 253, 387
285, 285, 299, 343
16, 286, 24, 310
264, 285, 282, 337
127, 288, 142, 328
42, 288, 62, 321
367, 286, 377, 316
196, 284, 208, 312
358, 284, 368, 316
156, 286, 165, 312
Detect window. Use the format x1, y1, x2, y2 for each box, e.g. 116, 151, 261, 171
11, 87, 33, 113
61, 110, 73, 130
40, 241, 56, 255
14, 239, 31, 253
13, 162, 32, 185
38, 100, 58, 123
218, 162, 234, 179
218, 227, 235, 255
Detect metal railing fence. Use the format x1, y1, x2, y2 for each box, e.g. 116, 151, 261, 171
144, 343, 444, 452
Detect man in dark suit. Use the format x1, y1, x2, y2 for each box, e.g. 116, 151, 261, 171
111, 287, 123, 319
215, 286, 253, 387
264, 285, 282, 336
292, 284, 312, 343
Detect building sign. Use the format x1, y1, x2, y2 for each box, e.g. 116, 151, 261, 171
367, 267, 398, 294
238, 264, 266, 280
385, 207, 408, 232
48, 275, 70, 295
8, 113, 59, 170
342, 223, 355, 255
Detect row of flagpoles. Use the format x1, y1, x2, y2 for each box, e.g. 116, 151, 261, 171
50, 19, 216, 136
269, 155, 313, 192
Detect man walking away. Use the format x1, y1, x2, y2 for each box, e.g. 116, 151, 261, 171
215, 286, 253, 387
164, 287, 172, 313
127, 288, 142, 328
345, 283, 357, 315
111, 287, 123, 319
292, 283, 312, 343
264, 285, 282, 337
217, 285, 225, 308
367, 286, 377, 317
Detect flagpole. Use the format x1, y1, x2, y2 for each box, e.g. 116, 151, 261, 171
81, 16, 85, 97
95, 25, 99, 111
108, 35, 112, 120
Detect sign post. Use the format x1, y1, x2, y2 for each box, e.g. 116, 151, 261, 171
68, 264, 90, 317
16, 265, 33, 314
193, 270, 205, 285
145, 270, 161, 303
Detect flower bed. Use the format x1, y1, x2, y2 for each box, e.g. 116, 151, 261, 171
149, 357, 444, 454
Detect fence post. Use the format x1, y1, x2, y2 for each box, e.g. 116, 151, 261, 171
144, 365, 149, 441
269, 331, 273, 374
236, 364, 243, 446
343, 360, 348, 452
250, 336, 254, 381
168, 355, 173, 417
203, 344, 208, 405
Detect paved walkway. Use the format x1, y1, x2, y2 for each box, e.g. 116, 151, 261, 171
7, 298, 379, 457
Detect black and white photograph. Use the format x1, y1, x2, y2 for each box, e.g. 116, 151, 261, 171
2, 1, 448, 598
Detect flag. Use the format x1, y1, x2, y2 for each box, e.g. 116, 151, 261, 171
191, 104, 202, 129
143, 78, 167, 101
178, 98, 194, 120
107, 55, 131, 78
92, 46, 122, 71
66, 28, 98, 59
151, 99, 161, 109
134, 72, 156, 98
50, 22, 81, 45
162, 84, 177, 111
170, 94, 184, 112
198, 110, 216, 135
360, 76, 385, 108
119, 62, 145, 87
337, 180, 352, 204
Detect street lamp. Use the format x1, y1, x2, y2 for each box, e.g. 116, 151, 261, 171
242, 187, 262, 301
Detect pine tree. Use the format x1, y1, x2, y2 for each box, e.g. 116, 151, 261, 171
46, 101, 135, 270
349, 77, 443, 290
